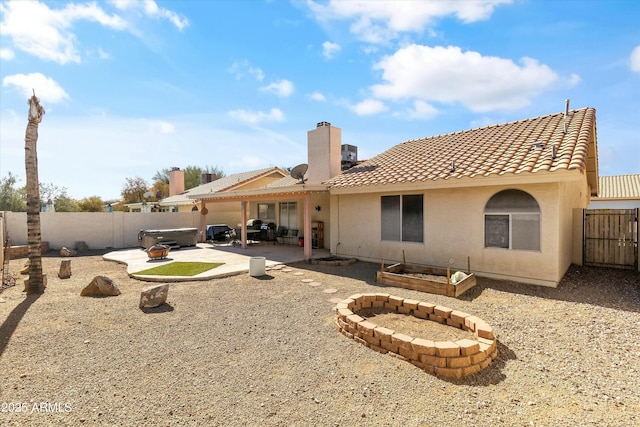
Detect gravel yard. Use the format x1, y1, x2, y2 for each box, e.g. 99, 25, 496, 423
1, 251, 639, 426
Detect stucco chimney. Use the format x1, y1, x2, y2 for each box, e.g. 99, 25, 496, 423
169, 168, 185, 196
307, 122, 341, 184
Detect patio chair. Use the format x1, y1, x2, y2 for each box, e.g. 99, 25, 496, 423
275, 226, 288, 244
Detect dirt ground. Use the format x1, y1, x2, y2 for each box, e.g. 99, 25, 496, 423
1, 251, 639, 426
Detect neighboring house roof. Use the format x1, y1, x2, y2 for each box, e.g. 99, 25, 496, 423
161, 167, 287, 205
327, 107, 598, 192
594, 174, 640, 200
265, 175, 304, 188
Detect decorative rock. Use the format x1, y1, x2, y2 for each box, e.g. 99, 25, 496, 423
58, 259, 72, 279
20, 261, 29, 275
60, 247, 77, 257
323, 288, 338, 294
75, 241, 89, 253
139, 284, 169, 308
81, 276, 120, 296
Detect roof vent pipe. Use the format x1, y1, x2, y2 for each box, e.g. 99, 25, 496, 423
563, 99, 570, 134
450, 159, 455, 172
552, 145, 557, 160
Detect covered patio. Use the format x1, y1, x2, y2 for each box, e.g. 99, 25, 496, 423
191, 183, 330, 261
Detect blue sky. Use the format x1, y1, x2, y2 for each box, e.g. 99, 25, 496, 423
1, 0, 639, 200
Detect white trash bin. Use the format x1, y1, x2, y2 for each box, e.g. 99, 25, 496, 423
249, 256, 266, 277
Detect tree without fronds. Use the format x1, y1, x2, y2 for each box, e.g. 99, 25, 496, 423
24, 90, 46, 294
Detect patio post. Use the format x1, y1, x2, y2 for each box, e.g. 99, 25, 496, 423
199, 200, 207, 242
304, 192, 312, 260
241, 200, 248, 249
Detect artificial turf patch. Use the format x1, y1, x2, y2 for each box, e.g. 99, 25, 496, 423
134, 261, 223, 276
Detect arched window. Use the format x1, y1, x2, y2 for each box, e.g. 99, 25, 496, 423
484, 189, 540, 251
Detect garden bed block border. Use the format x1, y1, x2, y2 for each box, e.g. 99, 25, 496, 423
334, 293, 498, 379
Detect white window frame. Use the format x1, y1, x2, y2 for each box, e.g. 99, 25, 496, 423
381, 194, 424, 243
484, 190, 541, 251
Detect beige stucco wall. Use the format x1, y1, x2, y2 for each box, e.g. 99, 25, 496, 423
4, 211, 200, 249
330, 178, 589, 287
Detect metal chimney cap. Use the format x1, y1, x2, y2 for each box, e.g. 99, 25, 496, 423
316, 121, 331, 127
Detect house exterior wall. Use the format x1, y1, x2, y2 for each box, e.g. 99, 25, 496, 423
241, 192, 330, 248
202, 201, 245, 228
329, 179, 588, 287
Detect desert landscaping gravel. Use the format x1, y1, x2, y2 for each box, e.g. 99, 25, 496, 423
1, 251, 639, 426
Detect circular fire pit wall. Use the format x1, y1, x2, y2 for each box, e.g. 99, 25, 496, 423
335, 293, 498, 379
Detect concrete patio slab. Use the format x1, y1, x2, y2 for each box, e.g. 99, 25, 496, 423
103, 243, 331, 282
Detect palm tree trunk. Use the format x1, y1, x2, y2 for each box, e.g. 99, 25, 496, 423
24, 92, 45, 294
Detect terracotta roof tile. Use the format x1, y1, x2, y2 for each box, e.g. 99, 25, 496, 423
328, 108, 596, 189
596, 174, 640, 199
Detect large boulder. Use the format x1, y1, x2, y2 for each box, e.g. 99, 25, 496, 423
139, 284, 169, 308
81, 276, 121, 297
75, 241, 89, 253
60, 247, 77, 257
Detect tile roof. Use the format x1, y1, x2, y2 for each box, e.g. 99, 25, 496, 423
327, 108, 597, 189
265, 175, 306, 188
162, 167, 286, 204
596, 174, 640, 199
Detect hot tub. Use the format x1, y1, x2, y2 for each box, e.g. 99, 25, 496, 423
138, 228, 198, 249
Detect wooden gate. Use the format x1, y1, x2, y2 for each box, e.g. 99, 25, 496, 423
583, 209, 638, 270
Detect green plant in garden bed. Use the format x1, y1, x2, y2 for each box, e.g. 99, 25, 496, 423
134, 262, 223, 276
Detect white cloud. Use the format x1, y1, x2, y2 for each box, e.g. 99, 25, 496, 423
322, 41, 341, 59
227, 60, 265, 81
0, 0, 186, 64
109, 0, 188, 30
630, 45, 640, 73
146, 120, 176, 134
307, 91, 326, 102
0, 47, 15, 60
350, 98, 388, 116
2, 72, 70, 104
371, 44, 559, 112
0, 0, 127, 64
308, 0, 512, 44
249, 67, 265, 81
567, 73, 582, 87
260, 79, 295, 97
404, 100, 438, 120
228, 108, 285, 125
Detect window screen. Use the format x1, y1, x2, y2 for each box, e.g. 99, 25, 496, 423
381, 194, 423, 242
258, 203, 275, 220
484, 190, 540, 251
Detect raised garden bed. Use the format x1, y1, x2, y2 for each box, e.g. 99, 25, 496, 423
376, 263, 476, 298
